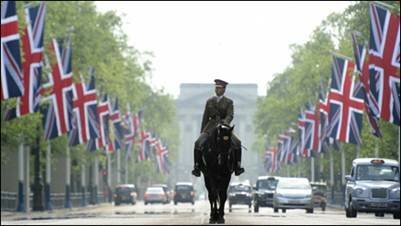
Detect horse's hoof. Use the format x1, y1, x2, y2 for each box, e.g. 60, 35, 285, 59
216, 218, 225, 224
209, 218, 217, 224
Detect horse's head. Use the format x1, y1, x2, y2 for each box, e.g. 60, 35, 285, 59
215, 123, 234, 150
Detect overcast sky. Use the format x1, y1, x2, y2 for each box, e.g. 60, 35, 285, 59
95, 1, 352, 98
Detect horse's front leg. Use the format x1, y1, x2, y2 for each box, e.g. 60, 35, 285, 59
209, 192, 217, 224
217, 190, 226, 224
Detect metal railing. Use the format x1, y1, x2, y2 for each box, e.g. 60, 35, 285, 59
1, 191, 106, 212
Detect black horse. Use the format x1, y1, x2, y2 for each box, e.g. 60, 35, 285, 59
199, 123, 234, 224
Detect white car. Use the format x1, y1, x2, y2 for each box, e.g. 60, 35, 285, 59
273, 177, 313, 213
144, 187, 168, 205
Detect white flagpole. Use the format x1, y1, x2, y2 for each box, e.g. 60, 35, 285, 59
311, 157, 315, 182
117, 149, 121, 184
17, 142, 25, 212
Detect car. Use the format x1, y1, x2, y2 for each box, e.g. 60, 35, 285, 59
228, 182, 252, 212
174, 182, 195, 205
152, 184, 172, 203
144, 186, 169, 205
113, 184, 137, 206
310, 181, 327, 211
344, 158, 400, 219
253, 176, 279, 213
273, 177, 314, 214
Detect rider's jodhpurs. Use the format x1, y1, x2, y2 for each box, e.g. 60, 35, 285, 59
194, 132, 209, 167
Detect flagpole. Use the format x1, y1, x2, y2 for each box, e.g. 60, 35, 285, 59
44, 142, 52, 210
117, 148, 121, 184
81, 163, 86, 207
329, 150, 334, 204
107, 149, 112, 202
24, 145, 30, 213
311, 156, 315, 182
64, 145, 72, 208
32, 124, 44, 211
375, 139, 379, 158
94, 153, 99, 204
319, 153, 324, 182
340, 143, 346, 201
356, 144, 360, 158
17, 142, 25, 212
124, 157, 128, 184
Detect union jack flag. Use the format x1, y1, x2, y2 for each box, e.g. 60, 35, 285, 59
264, 149, 273, 173
288, 139, 300, 165
270, 147, 278, 173
138, 130, 151, 161
303, 102, 315, 157
318, 85, 331, 153
351, 31, 382, 137
368, 3, 400, 126
1, 1, 23, 101
68, 75, 97, 146
5, 2, 46, 120
328, 55, 365, 145
297, 109, 306, 157
123, 105, 135, 161
277, 133, 289, 165
161, 148, 170, 174
305, 101, 321, 154
95, 94, 111, 150
110, 98, 125, 151
43, 38, 74, 140
155, 140, 168, 175
283, 127, 296, 164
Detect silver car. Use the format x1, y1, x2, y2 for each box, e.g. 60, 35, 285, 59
345, 158, 400, 219
273, 177, 313, 213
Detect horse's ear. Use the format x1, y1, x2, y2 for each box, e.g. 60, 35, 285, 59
230, 125, 235, 131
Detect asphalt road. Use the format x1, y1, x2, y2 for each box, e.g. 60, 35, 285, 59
1, 200, 399, 225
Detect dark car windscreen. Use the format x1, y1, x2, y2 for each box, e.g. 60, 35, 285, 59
116, 187, 135, 193
257, 179, 278, 190
356, 165, 399, 181
230, 185, 251, 193
175, 185, 193, 191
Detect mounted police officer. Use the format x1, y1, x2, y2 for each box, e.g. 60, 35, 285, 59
192, 79, 245, 177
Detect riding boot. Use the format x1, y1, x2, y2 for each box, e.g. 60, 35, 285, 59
192, 148, 201, 177
234, 147, 244, 176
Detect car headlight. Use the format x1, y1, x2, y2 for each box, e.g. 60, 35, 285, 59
389, 188, 400, 199
353, 187, 368, 198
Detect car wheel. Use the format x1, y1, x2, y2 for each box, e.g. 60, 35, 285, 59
282, 209, 286, 213
115, 202, 120, 206
274, 208, 279, 213
174, 201, 177, 205
144, 202, 148, 205
321, 203, 326, 211
229, 205, 232, 212
254, 203, 259, 213
306, 208, 313, 214
345, 198, 357, 218
375, 212, 384, 217
393, 212, 400, 219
